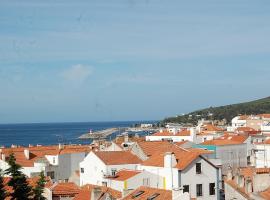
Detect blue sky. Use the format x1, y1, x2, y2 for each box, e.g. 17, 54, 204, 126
1, 0, 270, 123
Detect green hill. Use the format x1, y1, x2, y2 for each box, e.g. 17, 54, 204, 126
163, 96, 270, 125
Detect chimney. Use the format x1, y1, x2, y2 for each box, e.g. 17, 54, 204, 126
227, 167, 233, 180
58, 143, 64, 150
245, 177, 252, 193
172, 128, 177, 135
190, 128, 196, 142
24, 149, 30, 160
1, 153, 5, 161
124, 134, 129, 143
164, 152, 177, 168
91, 187, 102, 200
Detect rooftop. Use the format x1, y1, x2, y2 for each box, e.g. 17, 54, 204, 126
94, 151, 142, 165
106, 169, 141, 181
122, 186, 172, 200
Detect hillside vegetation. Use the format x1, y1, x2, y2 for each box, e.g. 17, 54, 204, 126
163, 96, 270, 125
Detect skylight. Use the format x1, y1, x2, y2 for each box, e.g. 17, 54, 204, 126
132, 191, 145, 199
147, 193, 160, 200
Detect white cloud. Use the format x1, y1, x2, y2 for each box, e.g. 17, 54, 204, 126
61, 64, 93, 82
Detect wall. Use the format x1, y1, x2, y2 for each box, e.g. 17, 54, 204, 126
139, 165, 179, 190
216, 144, 247, 175
254, 144, 270, 168
180, 157, 218, 200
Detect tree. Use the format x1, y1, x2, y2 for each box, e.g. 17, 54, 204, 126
5, 153, 33, 200
0, 169, 7, 200
33, 172, 46, 200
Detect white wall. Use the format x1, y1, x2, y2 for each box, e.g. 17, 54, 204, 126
180, 157, 219, 200
254, 144, 270, 168
140, 157, 219, 200
80, 151, 140, 187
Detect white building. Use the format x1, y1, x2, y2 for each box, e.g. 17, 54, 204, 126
253, 139, 270, 168
146, 128, 197, 143
79, 151, 142, 187
139, 147, 220, 200
0, 144, 91, 182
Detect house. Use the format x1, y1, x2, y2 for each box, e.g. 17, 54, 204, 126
139, 146, 220, 200
253, 139, 270, 168
229, 114, 270, 132
79, 151, 142, 187
145, 128, 197, 143
225, 167, 270, 200
122, 186, 172, 200
0, 144, 91, 182
196, 124, 224, 143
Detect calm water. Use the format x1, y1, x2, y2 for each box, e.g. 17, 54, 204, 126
0, 121, 151, 147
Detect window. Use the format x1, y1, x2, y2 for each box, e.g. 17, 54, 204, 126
209, 183, 215, 195
47, 171, 55, 179
196, 184, 203, 197
53, 157, 55, 164
196, 163, 202, 174
183, 185, 189, 193
102, 181, 107, 187
80, 168, 84, 173
111, 169, 117, 176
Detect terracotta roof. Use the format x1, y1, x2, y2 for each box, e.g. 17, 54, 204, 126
0, 145, 91, 167
75, 184, 122, 200
142, 147, 202, 170
151, 129, 191, 137
258, 114, 270, 119
52, 182, 80, 196
236, 127, 259, 134
238, 115, 249, 120
106, 169, 141, 181
122, 186, 172, 200
3, 176, 53, 197
201, 139, 243, 146
240, 167, 270, 180
217, 134, 248, 143
137, 141, 182, 157
260, 187, 270, 199
187, 148, 213, 155
94, 151, 142, 165
73, 190, 90, 200
200, 124, 224, 134
114, 135, 145, 146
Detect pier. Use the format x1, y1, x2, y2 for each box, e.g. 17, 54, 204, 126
78, 128, 126, 140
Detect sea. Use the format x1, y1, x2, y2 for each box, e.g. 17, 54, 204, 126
0, 121, 155, 147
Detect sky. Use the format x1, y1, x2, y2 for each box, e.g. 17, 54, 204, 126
0, 0, 270, 123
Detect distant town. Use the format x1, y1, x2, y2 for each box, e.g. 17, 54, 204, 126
1, 114, 270, 199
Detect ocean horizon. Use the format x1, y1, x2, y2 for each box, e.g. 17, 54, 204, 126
0, 121, 156, 147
